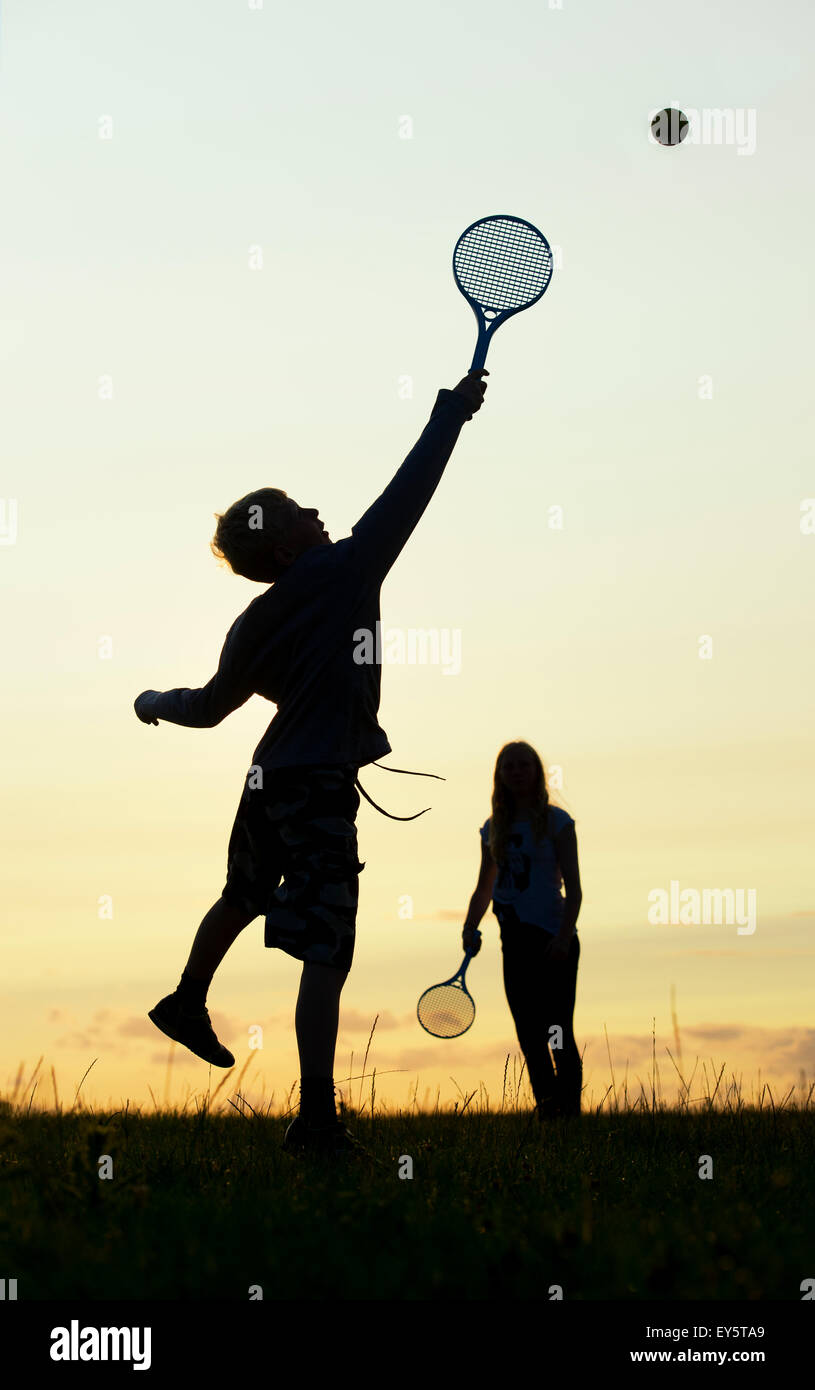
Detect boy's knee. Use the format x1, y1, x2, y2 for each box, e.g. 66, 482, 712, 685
220, 892, 255, 928
302, 959, 348, 984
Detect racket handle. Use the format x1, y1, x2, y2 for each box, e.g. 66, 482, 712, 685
470, 338, 490, 372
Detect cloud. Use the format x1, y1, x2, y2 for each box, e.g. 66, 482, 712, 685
577, 1025, 815, 1094
45, 1006, 283, 1056
681, 1024, 748, 1042
337, 1009, 402, 1033
367, 1047, 469, 1073
53, 1030, 129, 1059
366, 1040, 532, 1073
118, 1017, 159, 1040
353, 1026, 815, 1097
54, 1031, 98, 1050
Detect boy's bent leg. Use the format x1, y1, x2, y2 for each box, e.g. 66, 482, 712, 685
149, 896, 256, 1068
183, 894, 256, 987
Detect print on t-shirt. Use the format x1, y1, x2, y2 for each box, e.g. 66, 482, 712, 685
504, 833, 531, 895
479, 806, 576, 937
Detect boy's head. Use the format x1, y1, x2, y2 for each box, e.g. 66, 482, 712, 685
210, 488, 331, 583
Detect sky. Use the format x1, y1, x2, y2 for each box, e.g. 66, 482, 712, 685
1, 0, 813, 1117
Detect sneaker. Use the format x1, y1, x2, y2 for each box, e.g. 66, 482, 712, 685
282, 1114, 369, 1158
148, 992, 235, 1067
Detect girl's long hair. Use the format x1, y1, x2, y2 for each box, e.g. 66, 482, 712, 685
487, 741, 558, 867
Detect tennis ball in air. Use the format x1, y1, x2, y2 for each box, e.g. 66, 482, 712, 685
650, 107, 689, 146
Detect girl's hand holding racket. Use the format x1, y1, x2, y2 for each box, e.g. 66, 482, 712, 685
462, 924, 482, 956
451, 368, 488, 419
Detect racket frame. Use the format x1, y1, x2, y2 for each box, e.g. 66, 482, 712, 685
453, 213, 553, 370
416, 947, 478, 1039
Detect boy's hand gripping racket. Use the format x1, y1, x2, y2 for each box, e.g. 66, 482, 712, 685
417, 935, 481, 1039
453, 214, 553, 370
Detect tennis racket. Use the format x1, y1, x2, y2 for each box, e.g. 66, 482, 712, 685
417, 936, 481, 1039
453, 214, 554, 370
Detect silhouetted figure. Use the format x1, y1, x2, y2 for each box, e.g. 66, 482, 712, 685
463, 741, 583, 1120
134, 369, 488, 1154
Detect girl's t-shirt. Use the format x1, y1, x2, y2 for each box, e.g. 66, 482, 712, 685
479, 807, 576, 937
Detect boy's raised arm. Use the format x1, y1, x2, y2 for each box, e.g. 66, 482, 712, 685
350, 370, 487, 583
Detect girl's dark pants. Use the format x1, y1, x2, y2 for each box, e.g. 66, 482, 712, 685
497, 905, 582, 1116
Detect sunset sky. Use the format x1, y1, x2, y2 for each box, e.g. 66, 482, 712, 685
2, 0, 813, 1117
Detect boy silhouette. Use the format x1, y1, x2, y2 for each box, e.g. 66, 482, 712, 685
135, 368, 488, 1152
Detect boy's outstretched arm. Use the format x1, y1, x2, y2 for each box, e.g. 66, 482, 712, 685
134, 619, 254, 729
350, 369, 487, 582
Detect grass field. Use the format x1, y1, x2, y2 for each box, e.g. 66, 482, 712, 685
1, 1048, 812, 1301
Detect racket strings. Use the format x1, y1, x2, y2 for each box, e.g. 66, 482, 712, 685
417, 982, 475, 1038
454, 217, 552, 311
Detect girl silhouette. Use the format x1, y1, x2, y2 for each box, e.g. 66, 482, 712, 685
462, 741, 583, 1119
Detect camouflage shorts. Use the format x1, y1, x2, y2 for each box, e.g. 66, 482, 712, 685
222, 762, 364, 973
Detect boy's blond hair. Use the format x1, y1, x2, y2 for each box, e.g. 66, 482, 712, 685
210, 488, 294, 583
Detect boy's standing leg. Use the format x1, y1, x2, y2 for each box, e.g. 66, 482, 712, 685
258, 762, 364, 1143
294, 961, 349, 1126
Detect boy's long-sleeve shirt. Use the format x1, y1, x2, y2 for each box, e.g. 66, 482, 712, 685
137, 388, 473, 775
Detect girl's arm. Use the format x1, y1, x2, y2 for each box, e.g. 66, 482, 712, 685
554, 823, 582, 942
462, 842, 498, 954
